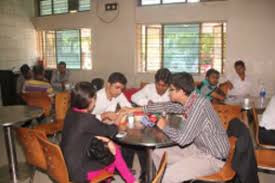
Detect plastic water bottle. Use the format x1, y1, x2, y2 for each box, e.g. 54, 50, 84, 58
259, 84, 266, 108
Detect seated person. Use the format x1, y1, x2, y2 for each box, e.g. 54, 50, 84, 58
131, 68, 171, 106
22, 65, 53, 94
60, 82, 136, 183
224, 60, 251, 97
259, 95, 275, 146
92, 72, 132, 122
16, 64, 32, 95
51, 61, 70, 91
91, 78, 104, 91
196, 68, 225, 103
124, 72, 230, 182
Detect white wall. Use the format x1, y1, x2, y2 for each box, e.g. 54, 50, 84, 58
0, 0, 37, 70
4, 0, 275, 96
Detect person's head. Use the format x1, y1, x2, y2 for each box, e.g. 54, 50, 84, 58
20, 64, 32, 79
107, 72, 127, 98
169, 72, 195, 103
32, 65, 44, 80
91, 78, 104, 91
234, 60, 246, 77
154, 68, 172, 95
58, 61, 66, 74
205, 68, 220, 86
71, 82, 96, 112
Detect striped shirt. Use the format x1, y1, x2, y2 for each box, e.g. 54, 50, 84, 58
144, 92, 230, 160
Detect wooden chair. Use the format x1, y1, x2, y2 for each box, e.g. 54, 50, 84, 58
252, 105, 275, 149
35, 91, 70, 135
21, 92, 52, 117
218, 82, 231, 96
35, 134, 113, 183
152, 152, 167, 183
212, 104, 242, 129
16, 128, 48, 183
251, 105, 275, 172
192, 137, 237, 182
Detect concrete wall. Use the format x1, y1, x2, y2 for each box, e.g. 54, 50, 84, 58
0, 0, 37, 70
2, 0, 275, 96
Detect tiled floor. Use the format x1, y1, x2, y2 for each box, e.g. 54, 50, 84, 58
0, 126, 274, 183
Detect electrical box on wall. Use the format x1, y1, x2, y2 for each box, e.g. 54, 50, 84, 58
105, 3, 118, 11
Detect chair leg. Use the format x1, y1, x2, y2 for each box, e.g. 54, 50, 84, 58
29, 169, 36, 183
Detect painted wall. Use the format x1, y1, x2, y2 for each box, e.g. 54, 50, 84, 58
3, 0, 275, 96
0, 0, 37, 70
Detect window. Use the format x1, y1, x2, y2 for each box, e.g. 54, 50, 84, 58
136, 23, 226, 74
140, 0, 200, 5
39, 29, 92, 70
39, 0, 90, 16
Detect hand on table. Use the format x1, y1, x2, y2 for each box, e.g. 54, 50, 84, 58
101, 112, 118, 121
157, 117, 168, 130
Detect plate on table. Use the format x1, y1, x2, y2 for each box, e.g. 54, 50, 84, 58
115, 131, 127, 138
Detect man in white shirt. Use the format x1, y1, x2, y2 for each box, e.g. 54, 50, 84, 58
225, 60, 251, 97
92, 72, 131, 121
51, 62, 70, 91
131, 68, 171, 106
259, 95, 275, 145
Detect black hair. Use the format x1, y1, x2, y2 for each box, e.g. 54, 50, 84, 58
20, 64, 30, 75
32, 65, 44, 76
71, 82, 96, 109
234, 60, 245, 68
171, 72, 195, 96
58, 61, 66, 67
107, 72, 127, 85
91, 78, 104, 91
206, 68, 220, 78
155, 68, 172, 84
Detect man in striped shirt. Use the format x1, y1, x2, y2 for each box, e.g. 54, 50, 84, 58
130, 72, 230, 182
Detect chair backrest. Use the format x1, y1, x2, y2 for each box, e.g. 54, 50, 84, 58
198, 136, 237, 182
213, 104, 242, 129
218, 82, 230, 96
55, 91, 70, 120
36, 134, 70, 183
16, 128, 47, 170
21, 92, 52, 117
151, 152, 167, 183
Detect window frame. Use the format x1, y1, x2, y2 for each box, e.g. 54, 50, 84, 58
138, 0, 227, 6
39, 28, 92, 70
136, 22, 226, 74
38, 0, 91, 17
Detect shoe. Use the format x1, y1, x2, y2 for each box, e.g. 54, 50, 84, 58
139, 172, 146, 183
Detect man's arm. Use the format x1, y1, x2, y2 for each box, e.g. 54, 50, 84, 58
144, 101, 184, 114
159, 100, 206, 146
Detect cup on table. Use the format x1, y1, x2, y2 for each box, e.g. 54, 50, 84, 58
127, 113, 135, 129
64, 83, 71, 90
243, 97, 251, 110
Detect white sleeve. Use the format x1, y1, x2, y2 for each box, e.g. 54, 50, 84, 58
131, 85, 149, 106
118, 93, 132, 108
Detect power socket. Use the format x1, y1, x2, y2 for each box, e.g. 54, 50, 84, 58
105, 3, 118, 11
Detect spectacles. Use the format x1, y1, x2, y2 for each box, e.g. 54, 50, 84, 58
168, 88, 176, 92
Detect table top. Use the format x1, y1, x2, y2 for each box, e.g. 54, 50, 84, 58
224, 95, 270, 111
115, 115, 183, 148
0, 105, 43, 127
